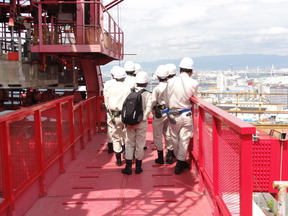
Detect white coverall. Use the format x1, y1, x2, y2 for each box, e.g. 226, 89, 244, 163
124, 75, 136, 89
106, 80, 130, 153
166, 73, 198, 161
103, 79, 116, 143
125, 87, 152, 160
151, 81, 172, 151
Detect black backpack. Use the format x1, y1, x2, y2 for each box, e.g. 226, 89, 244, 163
121, 88, 147, 125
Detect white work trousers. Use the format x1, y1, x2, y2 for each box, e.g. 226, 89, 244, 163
169, 113, 193, 161
111, 116, 125, 153
125, 120, 148, 160
152, 114, 173, 151
107, 113, 113, 143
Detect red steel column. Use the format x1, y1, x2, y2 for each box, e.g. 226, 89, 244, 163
1, 122, 14, 216
56, 103, 65, 173
240, 134, 253, 216
35, 110, 47, 196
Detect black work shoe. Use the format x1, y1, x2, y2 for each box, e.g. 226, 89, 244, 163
166, 150, 174, 164
108, 142, 114, 153
121, 168, 132, 175
135, 167, 143, 174
174, 160, 184, 175
182, 161, 190, 169
115, 153, 122, 166
155, 150, 164, 164
121, 160, 132, 175
155, 158, 164, 164
135, 160, 143, 174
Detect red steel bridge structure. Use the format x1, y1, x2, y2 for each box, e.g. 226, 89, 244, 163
0, 0, 288, 215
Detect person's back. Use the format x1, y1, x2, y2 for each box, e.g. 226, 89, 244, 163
167, 73, 198, 110
151, 65, 173, 165
106, 67, 130, 166
103, 66, 118, 153
166, 57, 199, 175
106, 81, 130, 112
123, 60, 136, 88
122, 71, 152, 175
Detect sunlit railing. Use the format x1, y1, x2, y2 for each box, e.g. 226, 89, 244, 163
0, 96, 97, 215
190, 96, 256, 216
198, 92, 288, 126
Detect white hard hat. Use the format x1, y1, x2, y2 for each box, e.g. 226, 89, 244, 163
134, 63, 143, 75
124, 61, 135, 72
155, 65, 169, 79
110, 65, 120, 76
166, 63, 177, 76
179, 57, 194, 70
135, 71, 150, 84
113, 67, 126, 79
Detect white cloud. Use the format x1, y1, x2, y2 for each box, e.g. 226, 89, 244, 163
104, 0, 288, 62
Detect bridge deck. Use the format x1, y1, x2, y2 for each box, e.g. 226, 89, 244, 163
25, 124, 213, 216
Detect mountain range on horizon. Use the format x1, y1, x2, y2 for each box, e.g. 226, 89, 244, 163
101, 54, 288, 74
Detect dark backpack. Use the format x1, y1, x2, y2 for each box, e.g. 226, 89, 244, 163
121, 88, 147, 125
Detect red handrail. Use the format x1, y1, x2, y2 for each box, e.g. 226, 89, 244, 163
0, 96, 97, 215
190, 96, 256, 216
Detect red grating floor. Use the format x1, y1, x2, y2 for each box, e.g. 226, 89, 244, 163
25, 125, 213, 216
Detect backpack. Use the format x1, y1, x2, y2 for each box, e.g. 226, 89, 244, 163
121, 88, 147, 125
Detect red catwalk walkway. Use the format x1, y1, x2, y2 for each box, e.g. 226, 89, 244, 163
25, 123, 213, 216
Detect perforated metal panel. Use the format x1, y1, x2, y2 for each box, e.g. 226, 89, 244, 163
74, 108, 81, 139
9, 117, 38, 190
41, 108, 58, 162
252, 131, 280, 193
62, 102, 71, 148
202, 112, 213, 181
218, 123, 241, 214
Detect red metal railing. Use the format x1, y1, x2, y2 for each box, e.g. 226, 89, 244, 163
0, 96, 97, 216
96, 96, 107, 133
30, 1, 124, 59
191, 96, 256, 216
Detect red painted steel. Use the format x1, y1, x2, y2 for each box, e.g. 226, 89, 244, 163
24, 123, 213, 216
1, 93, 284, 215
191, 96, 256, 216
0, 96, 97, 215
252, 130, 281, 193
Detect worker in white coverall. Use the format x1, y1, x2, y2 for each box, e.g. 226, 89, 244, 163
166, 63, 177, 80
151, 65, 174, 164
103, 66, 118, 153
106, 67, 130, 166
122, 71, 152, 175
133, 63, 149, 150
166, 57, 199, 174
133, 63, 143, 76
123, 61, 136, 88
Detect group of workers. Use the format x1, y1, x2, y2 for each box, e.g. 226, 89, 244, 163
103, 57, 199, 175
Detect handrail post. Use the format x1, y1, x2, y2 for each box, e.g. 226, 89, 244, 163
1, 122, 15, 216
56, 103, 65, 173
68, 98, 76, 158
240, 134, 253, 216
35, 110, 47, 196
212, 116, 220, 216
198, 106, 205, 191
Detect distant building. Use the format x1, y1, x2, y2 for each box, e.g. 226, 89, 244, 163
269, 85, 288, 105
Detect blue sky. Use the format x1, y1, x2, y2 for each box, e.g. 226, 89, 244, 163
105, 0, 288, 63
